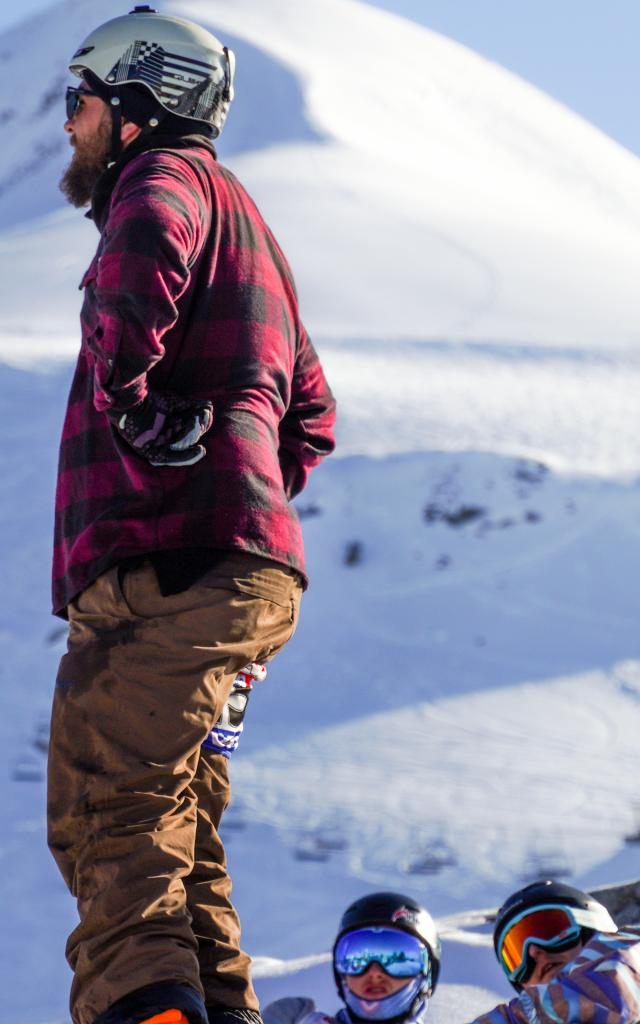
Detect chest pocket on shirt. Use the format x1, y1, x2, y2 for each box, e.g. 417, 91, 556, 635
78, 254, 122, 399
79, 256, 101, 352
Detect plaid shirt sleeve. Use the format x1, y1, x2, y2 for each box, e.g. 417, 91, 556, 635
88, 156, 205, 414
469, 931, 640, 1024
278, 323, 337, 500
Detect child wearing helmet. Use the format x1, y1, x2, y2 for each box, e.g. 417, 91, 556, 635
467, 880, 640, 1023
263, 892, 441, 1024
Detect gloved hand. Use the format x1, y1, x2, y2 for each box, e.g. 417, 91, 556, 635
202, 662, 267, 758
110, 390, 214, 466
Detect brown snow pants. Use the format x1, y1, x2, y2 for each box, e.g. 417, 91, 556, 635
47, 553, 302, 1024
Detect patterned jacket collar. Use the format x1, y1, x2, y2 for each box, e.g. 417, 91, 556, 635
89, 131, 216, 231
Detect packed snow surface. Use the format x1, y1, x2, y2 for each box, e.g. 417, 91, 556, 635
0, 0, 639, 1020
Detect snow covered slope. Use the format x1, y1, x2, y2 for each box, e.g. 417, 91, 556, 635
1, 0, 639, 1019
2, 361, 639, 1018
229, 451, 640, 903
2, 0, 640, 346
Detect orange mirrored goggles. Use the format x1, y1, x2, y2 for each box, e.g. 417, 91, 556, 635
497, 906, 582, 981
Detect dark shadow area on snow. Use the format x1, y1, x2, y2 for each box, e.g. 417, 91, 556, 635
216, 32, 326, 159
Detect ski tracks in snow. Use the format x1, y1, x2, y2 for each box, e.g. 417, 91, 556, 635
232, 452, 640, 894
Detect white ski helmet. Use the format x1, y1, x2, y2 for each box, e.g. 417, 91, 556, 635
68, 5, 235, 137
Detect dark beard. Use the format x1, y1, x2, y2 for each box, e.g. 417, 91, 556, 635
59, 113, 112, 208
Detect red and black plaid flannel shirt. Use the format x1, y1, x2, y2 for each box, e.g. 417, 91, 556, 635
52, 139, 336, 615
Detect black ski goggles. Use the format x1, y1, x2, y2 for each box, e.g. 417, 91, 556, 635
65, 86, 99, 121
334, 927, 429, 978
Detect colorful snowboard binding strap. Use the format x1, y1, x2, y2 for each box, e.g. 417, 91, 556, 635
202, 662, 267, 757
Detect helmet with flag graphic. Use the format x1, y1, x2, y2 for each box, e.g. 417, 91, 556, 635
67, 5, 234, 137
332, 892, 441, 1023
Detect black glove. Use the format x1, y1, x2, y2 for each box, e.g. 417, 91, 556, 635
110, 391, 214, 467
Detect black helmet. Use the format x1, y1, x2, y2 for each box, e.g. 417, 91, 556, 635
333, 891, 441, 1005
494, 880, 617, 990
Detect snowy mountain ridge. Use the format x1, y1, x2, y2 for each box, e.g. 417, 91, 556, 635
0, 0, 639, 1020
2, 0, 640, 346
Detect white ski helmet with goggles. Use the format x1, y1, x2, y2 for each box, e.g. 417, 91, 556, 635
68, 5, 234, 138
493, 880, 617, 991
333, 892, 441, 1023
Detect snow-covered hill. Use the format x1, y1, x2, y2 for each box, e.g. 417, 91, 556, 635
2, 0, 640, 347
0, 0, 639, 1020
2, 360, 639, 1020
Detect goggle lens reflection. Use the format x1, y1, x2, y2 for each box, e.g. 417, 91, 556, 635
335, 927, 428, 979
498, 906, 582, 979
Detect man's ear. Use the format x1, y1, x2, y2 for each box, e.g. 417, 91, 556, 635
121, 119, 142, 146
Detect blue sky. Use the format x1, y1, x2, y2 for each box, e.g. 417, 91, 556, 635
7, 0, 640, 156
368, 0, 640, 155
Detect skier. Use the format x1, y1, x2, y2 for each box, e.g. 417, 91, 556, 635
47, 7, 336, 1024
468, 880, 640, 1023
263, 892, 441, 1024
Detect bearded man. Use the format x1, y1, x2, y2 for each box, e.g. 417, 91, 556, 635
48, 9, 336, 1024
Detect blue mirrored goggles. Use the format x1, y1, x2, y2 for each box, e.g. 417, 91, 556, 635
334, 926, 429, 979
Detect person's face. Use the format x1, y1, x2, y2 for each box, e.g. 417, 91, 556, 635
59, 82, 141, 207
344, 962, 410, 1000
522, 940, 583, 987
59, 86, 113, 207
64, 87, 109, 148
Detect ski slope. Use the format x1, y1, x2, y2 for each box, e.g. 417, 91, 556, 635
2, 0, 640, 347
0, 0, 639, 1020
